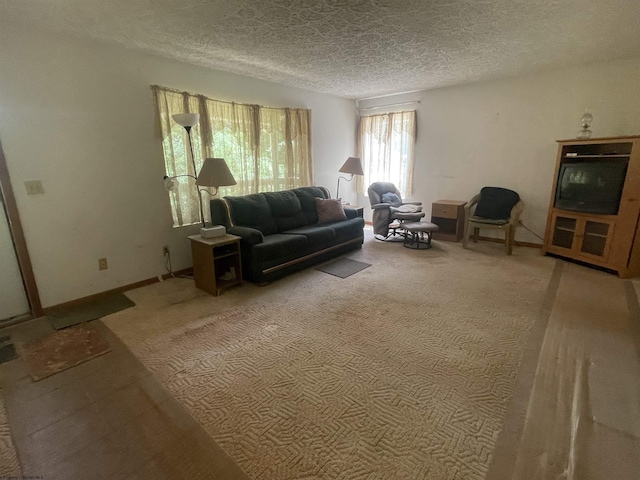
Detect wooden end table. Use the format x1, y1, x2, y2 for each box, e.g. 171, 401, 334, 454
430, 200, 467, 242
188, 234, 242, 296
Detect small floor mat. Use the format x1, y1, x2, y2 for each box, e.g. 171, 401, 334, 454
20, 325, 111, 381
48, 293, 135, 330
0, 336, 17, 364
315, 258, 371, 278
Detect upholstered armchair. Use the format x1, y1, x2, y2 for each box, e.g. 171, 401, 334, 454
367, 182, 425, 239
462, 187, 523, 255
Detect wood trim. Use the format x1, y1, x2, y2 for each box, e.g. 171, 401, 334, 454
0, 139, 43, 316
556, 135, 640, 143
474, 235, 542, 249
43, 268, 192, 314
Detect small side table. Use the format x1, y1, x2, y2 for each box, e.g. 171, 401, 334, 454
431, 200, 466, 242
188, 234, 242, 296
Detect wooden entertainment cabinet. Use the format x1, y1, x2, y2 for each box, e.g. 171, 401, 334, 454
542, 136, 640, 278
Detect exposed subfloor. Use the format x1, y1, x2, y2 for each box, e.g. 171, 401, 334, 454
0, 319, 249, 479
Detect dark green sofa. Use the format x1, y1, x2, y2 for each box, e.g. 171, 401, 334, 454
209, 186, 365, 283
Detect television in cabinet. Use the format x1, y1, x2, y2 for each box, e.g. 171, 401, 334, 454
555, 160, 628, 215
542, 136, 640, 278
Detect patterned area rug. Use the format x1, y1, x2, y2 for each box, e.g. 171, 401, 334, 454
106, 238, 555, 479
0, 388, 21, 477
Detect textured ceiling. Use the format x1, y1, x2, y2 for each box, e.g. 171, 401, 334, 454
2, 0, 640, 99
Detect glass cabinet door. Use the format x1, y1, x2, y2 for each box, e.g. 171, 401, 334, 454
551, 216, 577, 249
580, 221, 611, 257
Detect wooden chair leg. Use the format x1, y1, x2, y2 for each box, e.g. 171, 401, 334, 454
506, 225, 513, 255
473, 227, 479, 243
463, 220, 470, 248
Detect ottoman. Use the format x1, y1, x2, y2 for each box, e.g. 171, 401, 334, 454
401, 222, 439, 249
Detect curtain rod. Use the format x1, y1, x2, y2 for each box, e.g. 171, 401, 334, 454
150, 84, 309, 112
357, 100, 420, 111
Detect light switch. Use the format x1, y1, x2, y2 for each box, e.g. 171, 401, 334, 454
24, 180, 44, 195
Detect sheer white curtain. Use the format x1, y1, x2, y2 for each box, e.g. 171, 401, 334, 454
152, 85, 313, 227
357, 111, 416, 197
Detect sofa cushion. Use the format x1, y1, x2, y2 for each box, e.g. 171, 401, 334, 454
292, 186, 330, 224
282, 225, 336, 248
315, 198, 347, 224
323, 217, 366, 239
264, 191, 309, 231
224, 194, 278, 235
251, 233, 308, 262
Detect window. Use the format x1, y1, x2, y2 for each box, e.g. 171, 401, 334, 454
358, 111, 416, 197
152, 85, 313, 227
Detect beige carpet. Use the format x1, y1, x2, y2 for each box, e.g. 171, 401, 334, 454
105, 233, 555, 479
0, 387, 21, 477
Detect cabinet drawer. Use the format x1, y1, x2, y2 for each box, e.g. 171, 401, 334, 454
432, 203, 459, 219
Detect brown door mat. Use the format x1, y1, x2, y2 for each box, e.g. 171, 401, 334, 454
19, 325, 111, 381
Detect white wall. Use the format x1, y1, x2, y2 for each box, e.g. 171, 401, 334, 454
0, 206, 29, 320
357, 57, 640, 243
0, 21, 357, 307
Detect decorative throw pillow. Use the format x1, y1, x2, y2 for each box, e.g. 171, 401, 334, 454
381, 192, 402, 207
315, 198, 347, 224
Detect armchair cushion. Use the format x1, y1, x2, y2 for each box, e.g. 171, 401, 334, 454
469, 216, 509, 225
392, 204, 422, 214
474, 187, 520, 220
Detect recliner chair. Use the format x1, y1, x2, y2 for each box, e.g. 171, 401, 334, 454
367, 182, 425, 240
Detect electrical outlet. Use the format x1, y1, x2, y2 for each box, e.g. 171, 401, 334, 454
163, 246, 169, 256
98, 258, 108, 270
24, 180, 45, 195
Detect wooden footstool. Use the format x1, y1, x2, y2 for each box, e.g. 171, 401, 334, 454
401, 222, 439, 249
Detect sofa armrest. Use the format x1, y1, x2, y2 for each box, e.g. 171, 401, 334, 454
227, 226, 264, 246
402, 201, 422, 206
344, 207, 358, 219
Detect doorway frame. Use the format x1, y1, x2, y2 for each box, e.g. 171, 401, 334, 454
0, 138, 43, 319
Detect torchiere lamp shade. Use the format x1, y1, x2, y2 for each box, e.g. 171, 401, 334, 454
172, 113, 200, 127
196, 158, 237, 188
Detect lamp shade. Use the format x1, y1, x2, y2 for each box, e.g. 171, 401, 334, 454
339, 157, 364, 176
196, 158, 237, 188
172, 113, 200, 127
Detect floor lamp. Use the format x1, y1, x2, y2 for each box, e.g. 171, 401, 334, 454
165, 113, 237, 234
336, 157, 364, 201
171, 113, 206, 227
